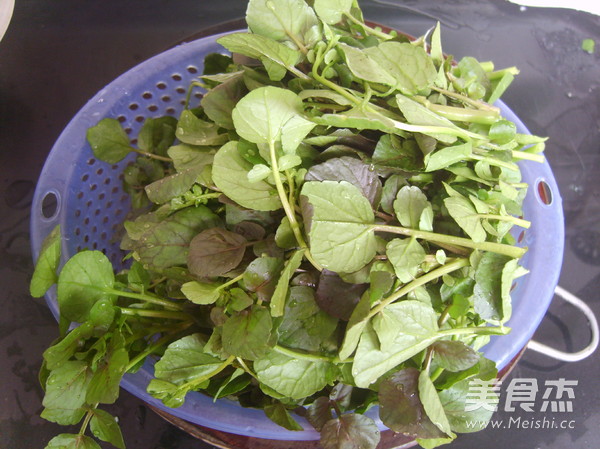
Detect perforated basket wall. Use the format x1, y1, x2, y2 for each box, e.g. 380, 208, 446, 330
30, 32, 564, 441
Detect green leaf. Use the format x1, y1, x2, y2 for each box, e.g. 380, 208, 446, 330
444, 196, 487, 243
187, 228, 248, 278
202, 52, 233, 75
246, 0, 321, 51
430, 22, 443, 66
301, 181, 377, 273
395, 95, 458, 144
418, 371, 452, 436
146, 379, 187, 408
168, 144, 215, 172
212, 141, 282, 211
181, 281, 221, 305
275, 216, 296, 249
42, 361, 92, 420
232, 86, 303, 145
393, 185, 432, 230
281, 114, 316, 154
432, 340, 479, 372
222, 305, 273, 360
353, 301, 439, 388
278, 286, 338, 351
264, 403, 304, 431
424, 142, 472, 172
378, 368, 448, 438
214, 368, 251, 399
416, 435, 456, 449
40, 407, 86, 427
305, 156, 382, 208
438, 379, 497, 433
372, 134, 422, 171
89, 409, 125, 449
145, 163, 209, 204
278, 154, 302, 171
489, 119, 516, 145
500, 259, 528, 322
154, 334, 223, 385
386, 237, 426, 283
43, 322, 94, 370
338, 42, 397, 87
243, 256, 284, 301
254, 349, 337, 399
138, 116, 178, 157
271, 250, 305, 317
45, 434, 101, 449
30, 224, 62, 297
86, 338, 129, 404
201, 72, 247, 129
217, 33, 302, 79
86, 118, 132, 164
56, 251, 116, 323
472, 252, 513, 321
247, 164, 272, 183
320, 413, 381, 449
380, 174, 407, 215
175, 110, 228, 146
313, 0, 353, 24
338, 291, 371, 360
364, 42, 437, 95
582, 38, 595, 54
129, 206, 221, 269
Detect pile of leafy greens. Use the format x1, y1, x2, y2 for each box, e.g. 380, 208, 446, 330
31, 0, 548, 448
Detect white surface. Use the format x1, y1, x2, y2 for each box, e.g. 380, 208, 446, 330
509, 0, 600, 16
0, 0, 15, 42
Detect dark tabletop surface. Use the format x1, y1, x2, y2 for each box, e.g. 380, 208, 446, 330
1, 1, 599, 448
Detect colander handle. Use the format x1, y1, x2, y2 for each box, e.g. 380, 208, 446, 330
527, 285, 599, 362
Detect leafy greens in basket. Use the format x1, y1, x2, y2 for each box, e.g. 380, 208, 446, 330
30, 0, 547, 448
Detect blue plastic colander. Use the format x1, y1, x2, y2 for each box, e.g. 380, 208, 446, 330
30, 31, 564, 441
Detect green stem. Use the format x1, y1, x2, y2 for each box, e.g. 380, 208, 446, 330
389, 117, 481, 142
437, 326, 510, 337
217, 273, 245, 291
374, 224, 527, 259
132, 148, 173, 163
79, 409, 94, 436
470, 153, 520, 171
477, 213, 531, 229
431, 87, 501, 112
312, 68, 360, 106
430, 366, 445, 382
487, 66, 520, 81
268, 140, 323, 271
480, 61, 495, 72
109, 288, 183, 310
344, 13, 394, 40
236, 357, 258, 380
511, 150, 545, 163
120, 308, 191, 321
424, 103, 499, 125
369, 259, 469, 319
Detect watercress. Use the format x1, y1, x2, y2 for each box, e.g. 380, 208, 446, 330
31, 0, 546, 448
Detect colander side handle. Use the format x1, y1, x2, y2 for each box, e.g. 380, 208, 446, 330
527, 285, 599, 362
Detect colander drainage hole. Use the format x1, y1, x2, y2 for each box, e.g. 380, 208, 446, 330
537, 180, 553, 205
41, 192, 59, 219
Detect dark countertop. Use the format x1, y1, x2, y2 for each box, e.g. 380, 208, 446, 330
1, 1, 599, 448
